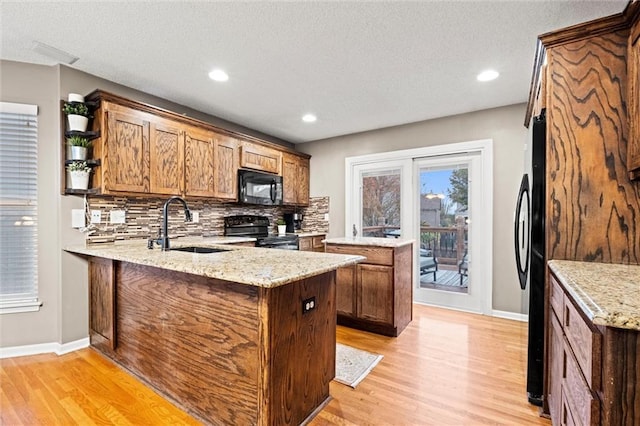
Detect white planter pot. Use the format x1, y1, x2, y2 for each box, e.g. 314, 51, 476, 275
277, 225, 287, 235
69, 171, 90, 190
67, 114, 88, 132
68, 93, 84, 103
69, 146, 88, 160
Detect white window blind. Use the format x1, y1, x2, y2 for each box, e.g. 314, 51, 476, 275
0, 102, 40, 313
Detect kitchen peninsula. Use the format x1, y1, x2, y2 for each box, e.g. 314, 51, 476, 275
65, 241, 364, 425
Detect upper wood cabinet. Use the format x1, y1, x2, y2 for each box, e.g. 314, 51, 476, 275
628, 12, 640, 180
239, 141, 281, 174
79, 90, 309, 201
282, 152, 310, 206
184, 126, 215, 197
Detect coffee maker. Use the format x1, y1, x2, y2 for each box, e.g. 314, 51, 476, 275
283, 213, 304, 232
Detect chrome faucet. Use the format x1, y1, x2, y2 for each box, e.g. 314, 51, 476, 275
148, 196, 192, 251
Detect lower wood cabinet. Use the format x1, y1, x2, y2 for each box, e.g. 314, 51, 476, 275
88, 257, 116, 351
298, 234, 325, 252
326, 242, 412, 337
547, 271, 640, 425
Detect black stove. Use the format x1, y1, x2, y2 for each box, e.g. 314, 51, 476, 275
224, 215, 299, 250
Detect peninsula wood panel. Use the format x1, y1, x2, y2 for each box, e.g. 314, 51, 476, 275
110, 262, 261, 425
260, 272, 336, 425
213, 135, 239, 200
546, 30, 640, 264
149, 119, 183, 195
103, 107, 150, 193
335, 265, 356, 317
88, 257, 116, 350
184, 126, 215, 197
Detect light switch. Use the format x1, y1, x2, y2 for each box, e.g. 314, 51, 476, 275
109, 210, 126, 224
324, 213, 330, 221
192, 211, 200, 223
71, 209, 85, 228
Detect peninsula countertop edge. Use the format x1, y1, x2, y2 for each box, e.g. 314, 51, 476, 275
65, 240, 365, 288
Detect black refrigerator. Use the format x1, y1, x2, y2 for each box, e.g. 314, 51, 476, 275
514, 110, 546, 406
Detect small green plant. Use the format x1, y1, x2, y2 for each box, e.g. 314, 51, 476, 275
275, 218, 286, 226
66, 161, 91, 173
67, 135, 92, 147
62, 102, 90, 117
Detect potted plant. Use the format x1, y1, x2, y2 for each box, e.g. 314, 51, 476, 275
62, 101, 91, 132
67, 161, 92, 190
67, 135, 91, 160
275, 218, 287, 235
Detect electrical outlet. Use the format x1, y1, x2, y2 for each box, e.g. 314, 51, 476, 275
324, 213, 330, 221
109, 210, 126, 224
192, 211, 200, 223
302, 297, 316, 314
71, 209, 85, 228
90, 210, 101, 224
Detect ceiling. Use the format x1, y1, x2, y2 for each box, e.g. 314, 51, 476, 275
0, 1, 628, 144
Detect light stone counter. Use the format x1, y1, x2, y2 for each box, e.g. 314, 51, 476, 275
323, 236, 415, 248
65, 240, 363, 288
549, 260, 640, 331
295, 231, 326, 237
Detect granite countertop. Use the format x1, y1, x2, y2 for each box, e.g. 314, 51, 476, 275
295, 231, 327, 237
549, 260, 640, 331
66, 240, 364, 288
324, 236, 415, 248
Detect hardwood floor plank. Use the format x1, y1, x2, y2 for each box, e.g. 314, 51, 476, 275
0, 304, 549, 425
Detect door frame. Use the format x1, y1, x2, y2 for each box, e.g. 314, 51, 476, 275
345, 139, 493, 314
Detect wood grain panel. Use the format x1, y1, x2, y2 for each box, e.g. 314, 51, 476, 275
393, 244, 413, 334
149, 119, 183, 195
104, 109, 150, 193
213, 135, 238, 200
562, 336, 599, 426
357, 264, 393, 324
325, 244, 394, 266
549, 273, 564, 323
547, 30, 640, 264
298, 157, 310, 206
184, 126, 215, 197
563, 297, 601, 390
628, 15, 640, 179
88, 258, 115, 350
600, 326, 640, 425
298, 236, 313, 251
282, 153, 298, 205
261, 272, 336, 425
112, 262, 260, 425
240, 141, 281, 174
547, 312, 564, 424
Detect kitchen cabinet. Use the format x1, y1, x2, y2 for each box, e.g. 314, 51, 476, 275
547, 269, 640, 425
184, 125, 215, 197
628, 11, 640, 180
88, 257, 116, 351
325, 239, 413, 337
239, 140, 281, 174
213, 135, 239, 200
298, 234, 325, 252
149, 118, 183, 195
282, 152, 310, 206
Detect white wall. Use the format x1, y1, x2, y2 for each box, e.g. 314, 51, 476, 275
297, 104, 527, 313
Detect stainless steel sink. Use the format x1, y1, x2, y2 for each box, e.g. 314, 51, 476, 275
170, 246, 229, 254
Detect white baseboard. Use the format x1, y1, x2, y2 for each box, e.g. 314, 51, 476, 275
0, 337, 89, 359
492, 309, 528, 322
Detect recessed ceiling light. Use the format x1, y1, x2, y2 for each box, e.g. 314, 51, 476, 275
302, 114, 317, 123
477, 70, 499, 82
208, 69, 229, 82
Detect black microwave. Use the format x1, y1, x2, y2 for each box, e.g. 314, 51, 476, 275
238, 170, 283, 205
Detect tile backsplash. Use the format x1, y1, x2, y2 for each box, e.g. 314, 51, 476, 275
85, 196, 329, 244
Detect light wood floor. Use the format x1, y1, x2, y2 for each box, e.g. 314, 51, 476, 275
1, 304, 550, 425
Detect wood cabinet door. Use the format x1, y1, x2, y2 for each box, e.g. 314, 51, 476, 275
336, 265, 356, 317
239, 141, 281, 174
213, 135, 238, 200
548, 312, 564, 425
184, 126, 215, 197
628, 19, 640, 180
104, 109, 150, 193
298, 236, 312, 251
297, 157, 310, 206
282, 153, 298, 204
149, 119, 183, 195
357, 264, 393, 324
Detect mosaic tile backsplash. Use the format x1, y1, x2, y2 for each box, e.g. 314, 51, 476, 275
85, 196, 330, 244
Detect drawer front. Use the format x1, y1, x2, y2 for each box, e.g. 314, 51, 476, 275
325, 244, 393, 266
311, 235, 325, 251
563, 297, 601, 390
549, 273, 564, 322
563, 338, 600, 426
298, 237, 312, 251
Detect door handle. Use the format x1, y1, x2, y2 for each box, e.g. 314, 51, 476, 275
352, 224, 358, 237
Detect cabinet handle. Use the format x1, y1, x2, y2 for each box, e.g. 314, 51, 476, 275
564, 306, 570, 327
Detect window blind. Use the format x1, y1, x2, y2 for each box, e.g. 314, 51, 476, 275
0, 102, 39, 311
